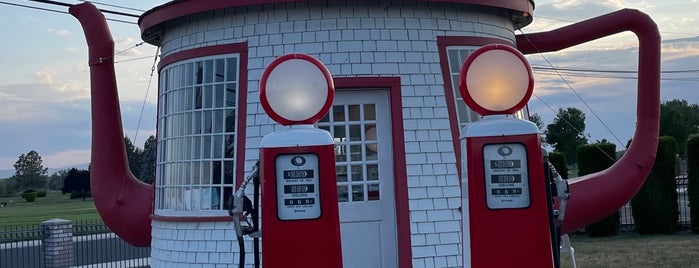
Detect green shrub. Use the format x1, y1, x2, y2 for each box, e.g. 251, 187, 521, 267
548, 152, 568, 180
688, 135, 699, 233
21, 190, 38, 202
631, 136, 679, 234
37, 189, 47, 197
577, 142, 619, 237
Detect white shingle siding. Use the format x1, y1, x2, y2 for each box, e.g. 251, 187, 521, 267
152, 1, 513, 267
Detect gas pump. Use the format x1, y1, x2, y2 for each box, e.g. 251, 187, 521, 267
459, 44, 555, 267
257, 54, 343, 267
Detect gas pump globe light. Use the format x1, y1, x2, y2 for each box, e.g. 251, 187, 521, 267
459, 44, 534, 116
260, 54, 334, 125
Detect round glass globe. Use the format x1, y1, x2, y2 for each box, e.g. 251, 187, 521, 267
459, 44, 533, 115
260, 54, 334, 125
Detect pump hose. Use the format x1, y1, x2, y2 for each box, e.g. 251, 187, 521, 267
238, 237, 245, 268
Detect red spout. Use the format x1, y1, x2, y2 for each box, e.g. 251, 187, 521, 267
516, 9, 661, 234
70, 2, 153, 247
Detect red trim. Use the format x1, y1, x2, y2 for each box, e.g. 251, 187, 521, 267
139, 0, 533, 44
333, 77, 412, 268
436, 36, 513, 181
151, 214, 232, 222
157, 42, 249, 191
458, 44, 533, 116
259, 54, 334, 125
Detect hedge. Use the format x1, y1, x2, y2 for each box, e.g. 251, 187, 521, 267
577, 142, 619, 237
631, 136, 679, 234
688, 135, 699, 233
548, 152, 568, 180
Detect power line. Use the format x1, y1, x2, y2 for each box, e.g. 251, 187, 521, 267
0, 1, 137, 24
77, 0, 146, 13
532, 65, 699, 74
518, 28, 626, 162
27, 0, 140, 17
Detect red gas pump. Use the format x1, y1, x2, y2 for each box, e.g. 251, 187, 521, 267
459, 44, 555, 267
258, 54, 343, 267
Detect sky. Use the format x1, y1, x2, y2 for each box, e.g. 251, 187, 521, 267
0, 0, 697, 172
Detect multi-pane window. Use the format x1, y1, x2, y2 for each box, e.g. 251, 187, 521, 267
156, 55, 239, 215
447, 47, 528, 128
318, 103, 381, 203
447, 47, 481, 129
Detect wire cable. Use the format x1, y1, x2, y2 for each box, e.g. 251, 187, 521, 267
519, 29, 623, 162
27, 0, 140, 17
0, 1, 136, 24
77, 0, 146, 12
133, 46, 160, 146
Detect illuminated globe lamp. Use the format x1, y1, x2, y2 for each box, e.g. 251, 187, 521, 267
458, 44, 534, 118
259, 53, 334, 127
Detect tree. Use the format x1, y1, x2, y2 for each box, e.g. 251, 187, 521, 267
528, 113, 545, 132
545, 108, 588, 165
124, 136, 143, 179
660, 99, 699, 158
10, 150, 48, 190
61, 168, 91, 201
48, 169, 70, 191
140, 135, 156, 184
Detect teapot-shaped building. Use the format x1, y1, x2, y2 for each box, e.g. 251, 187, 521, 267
70, 0, 660, 267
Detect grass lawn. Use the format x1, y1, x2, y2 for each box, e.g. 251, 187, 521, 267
561, 233, 699, 268
0, 192, 100, 229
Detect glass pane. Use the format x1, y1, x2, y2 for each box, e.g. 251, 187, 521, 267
185, 112, 192, 135
186, 62, 193, 85
214, 84, 224, 108
203, 110, 212, 133
333, 125, 346, 141
195, 86, 203, 109
193, 136, 201, 159
349, 125, 362, 141
193, 111, 202, 134
457, 102, 470, 123
336, 165, 348, 182
214, 110, 224, 133
448, 49, 460, 71
337, 185, 349, 202
350, 165, 363, 182
318, 125, 330, 132
350, 144, 362, 161
225, 109, 236, 133
364, 104, 376, 120
215, 59, 225, 82
368, 184, 380, 201
192, 161, 201, 184
204, 85, 213, 109
226, 58, 237, 82
367, 164, 379, 181
213, 135, 223, 158
348, 105, 360, 121
224, 160, 234, 184
183, 162, 191, 185
225, 84, 236, 108
333, 105, 345, 121
202, 161, 212, 184
204, 60, 213, 84
195, 62, 203, 84
352, 185, 364, 202
202, 136, 212, 159
212, 161, 223, 184
335, 145, 347, 162
225, 135, 236, 158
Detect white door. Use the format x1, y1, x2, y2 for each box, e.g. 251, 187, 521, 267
318, 89, 398, 268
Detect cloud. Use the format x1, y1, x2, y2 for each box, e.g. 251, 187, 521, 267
47, 28, 70, 37
42, 149, 92, 169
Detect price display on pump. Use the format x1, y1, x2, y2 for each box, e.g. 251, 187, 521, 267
483, 143, 530, 209
275, 153, 321, 220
